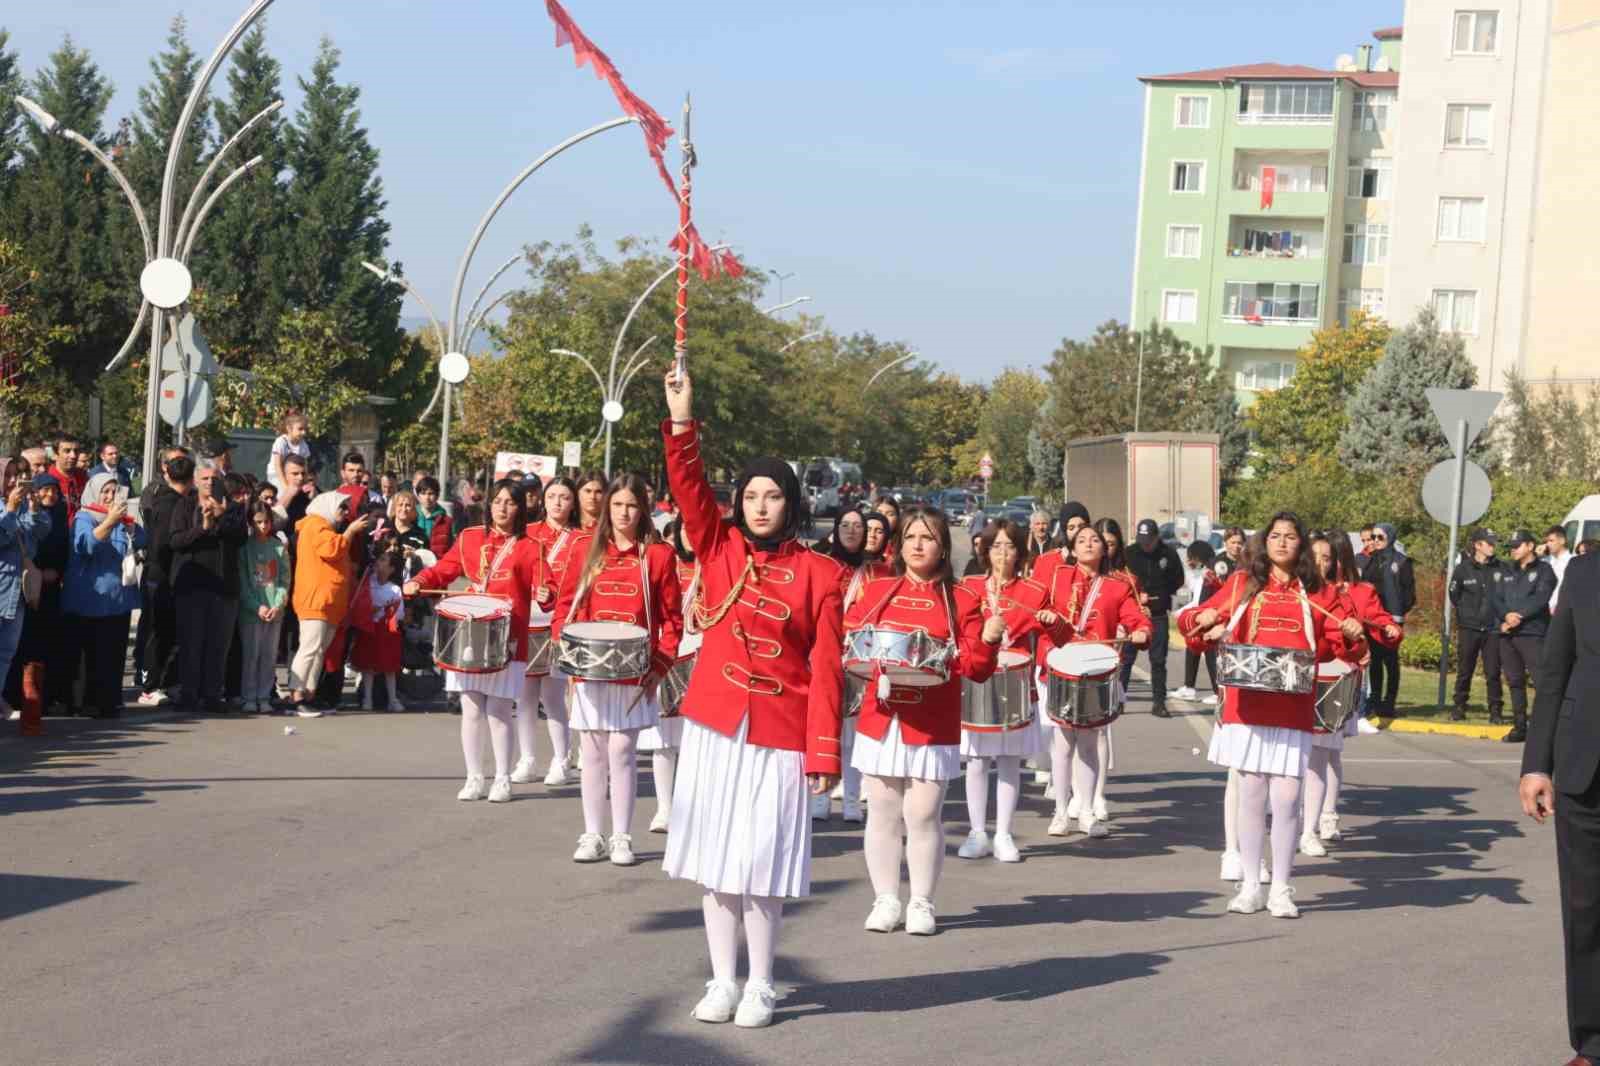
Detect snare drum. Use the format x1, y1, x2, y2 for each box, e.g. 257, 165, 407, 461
962, 649, 1036, 732
1044, 642, 1122, 729
657, 631, 702, 717
1314, 660, 1362, 734
523, 600, 557, 677
433, 594, 513, 674
557, 621, 651, 682
842, 625, 954, 688
1218, 642, 1317, 695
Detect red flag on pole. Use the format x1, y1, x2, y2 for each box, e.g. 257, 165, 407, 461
1260, 166, 1276, 210
545, 0, 743, 279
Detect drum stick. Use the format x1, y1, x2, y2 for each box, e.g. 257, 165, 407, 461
1304, 596, 1388, 634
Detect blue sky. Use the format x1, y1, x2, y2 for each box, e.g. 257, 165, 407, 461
6, 1, 1397, 378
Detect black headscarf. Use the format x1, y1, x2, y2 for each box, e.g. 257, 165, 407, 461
861, 511, 892, 561
734, 456, 807, 551
665, 517, 695, 563
1058, 499, 1089, 529
820, 509, 866, 567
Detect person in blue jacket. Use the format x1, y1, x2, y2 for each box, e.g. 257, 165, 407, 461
63, 473, 147, 719
1, 472, 51, 733
1496, 529, 1559, 744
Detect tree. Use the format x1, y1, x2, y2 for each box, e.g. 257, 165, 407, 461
0, 30, 22, 195
975, 367, 1046, 492
1027, 395, 1063, 496
1250, 311, 1389, 476
905, 375, 985, 484
210, 308, 367, 433
1338, 306, 1480, 476
0, 239, 77, 450
1499, 368, 1600, 483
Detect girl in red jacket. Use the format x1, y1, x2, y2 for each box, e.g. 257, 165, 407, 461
1178, 512, 1364, 918
551, 472, 682, 869
517, 475, 581, 786
846, 507, 1003, 937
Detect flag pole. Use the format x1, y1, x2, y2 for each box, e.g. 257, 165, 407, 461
673, 94, 694, 384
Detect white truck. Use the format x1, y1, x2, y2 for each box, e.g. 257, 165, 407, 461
1061, 432, 1220, 536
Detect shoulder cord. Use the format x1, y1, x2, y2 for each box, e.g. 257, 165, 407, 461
694, 555, 755, 631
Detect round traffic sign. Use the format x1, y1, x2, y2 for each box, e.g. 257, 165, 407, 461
1421, 458, 1491, 526
439, 351, 470, 385
140, 258, 193, 309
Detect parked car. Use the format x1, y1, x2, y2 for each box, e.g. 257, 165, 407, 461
1005, 495, 1038, 512
936, 489, 978, 519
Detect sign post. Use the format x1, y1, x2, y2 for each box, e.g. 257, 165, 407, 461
562, 440, 582, 471
979, 453, 994, 506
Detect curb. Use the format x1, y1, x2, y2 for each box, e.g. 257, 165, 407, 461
1374, 717, 1512, 741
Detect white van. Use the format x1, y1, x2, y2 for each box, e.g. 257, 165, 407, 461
1562, 495, 1600, 547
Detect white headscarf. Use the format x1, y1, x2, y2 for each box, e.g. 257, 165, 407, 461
306, 490, 348, 525
80, 472, 123, 512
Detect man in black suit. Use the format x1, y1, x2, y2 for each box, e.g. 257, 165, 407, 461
1520, 550, 1600, 1066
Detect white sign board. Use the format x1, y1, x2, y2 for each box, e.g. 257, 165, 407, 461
562, 441, 582, 468
494, 452, 559, 479
1425, 387, 1502, 454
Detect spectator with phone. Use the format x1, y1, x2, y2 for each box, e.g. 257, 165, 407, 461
63, 473, 146, 719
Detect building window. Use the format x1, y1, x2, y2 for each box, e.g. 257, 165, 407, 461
1223, 282, 1320, 324
1433, 289, 1479, 333
1351, 91, 1391, 131
1338, 287, 1386, 325
1162, 289, 1199, 323
1233, 225, 1323, 259
1437, 196, 1487, 242
1445, 103, 1492, 147
1237, 82, 1335, 124
1233, 163, 1327, 193
1172, 160, 1204, 193
1165, 224, 1202, 258
1346, 158, 1393, 199
1236, 361, 1297, 392
1343, 223, 1390, 265
1175, 95, 1210, 128
1453, 10, 1499, 54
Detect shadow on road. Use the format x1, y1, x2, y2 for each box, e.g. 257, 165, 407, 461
569, 995, 765, 1066
0, 721, 203, 817
631, 878, 853, 934
940, 890, 1217, 930
0, 872, 136, 921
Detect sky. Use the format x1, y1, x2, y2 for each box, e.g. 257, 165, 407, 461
5, 1, 1399, 380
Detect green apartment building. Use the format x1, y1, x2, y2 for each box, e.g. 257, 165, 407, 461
1130, 36, 1401, 404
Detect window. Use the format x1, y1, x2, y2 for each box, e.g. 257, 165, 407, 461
1437, 196, 1487, 241
1346, 158, 1393, 199
1236, 361, 1297, 392
1162, 289, 1199, 323
1351, 91, 1391, 132
1453, 10, 1498, 54
1223, 281, 1320, 323
1233, 163, 1327, 193
1445, 103, 1492, 147
1172, 160, 1204, 192
1237, 82, 1335, 124
1338, 287, 1386, 325
1175, 95, 1210, 128
1433, 289, 1479, 333
1343, 223, 1390, 265
1165, 224, 1202, 258
1234, 225, 1323, 259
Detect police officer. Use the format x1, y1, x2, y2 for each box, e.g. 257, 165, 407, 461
1126, 518, 1184, 718
1448, 529, 1506, 723
1497, 529, 1559, 744
1360, 523, 1415, 717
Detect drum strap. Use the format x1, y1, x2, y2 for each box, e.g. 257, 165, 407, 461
472, 533, 518, 594
548, 528, 571, 566
1226, 588, 1315, 650
1075, 576, 1103, 633
683, 564, 703, 635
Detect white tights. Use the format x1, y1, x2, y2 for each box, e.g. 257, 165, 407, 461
1303, 747, 1343, 828
578, 728, 640, 837
652, 750, 677, 816
702, 891, 783, 985
1237, 770, 1300, 890
514, 674, 570, 769
863, 774, 947, 900
964, 756, 1021, 836
842, 719, 861, 804
460, 692, 515, 778
1050, 727, 1102, 815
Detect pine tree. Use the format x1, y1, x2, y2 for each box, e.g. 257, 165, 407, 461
1337, 306, 1480, 476
280, 37, 404, 392
1026, 395, 1064, 494
198, 23, 286, 364
0, 30, 23, 195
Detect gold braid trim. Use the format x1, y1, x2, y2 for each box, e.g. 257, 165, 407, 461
694, 556, 756, 632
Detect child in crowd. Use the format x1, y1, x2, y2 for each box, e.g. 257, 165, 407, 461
239, 502, 290, 713
267, 413, 311, 494
1172, 540, 1222, 705
351, 549, 405, 711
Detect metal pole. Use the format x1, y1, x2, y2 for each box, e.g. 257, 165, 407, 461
1133, 330, 1146, 433
1435, 419, 1470, 709
437, 383, 453, 489
604, 422, 614, 480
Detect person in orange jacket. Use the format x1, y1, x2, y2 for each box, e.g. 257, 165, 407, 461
288, 491, 368, 712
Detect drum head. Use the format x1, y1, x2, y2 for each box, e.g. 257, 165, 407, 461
678, 631, 704, 657
1047, 642, 1120, 679
440, 593, 511, 620
528, 601, 554, 627
997, 649, 1031, 671
1317, 658, 1354, 681
566, 621, 648, 640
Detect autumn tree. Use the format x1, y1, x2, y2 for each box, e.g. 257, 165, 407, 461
1249, 311, 1389, 477
974, 367, 1046, 494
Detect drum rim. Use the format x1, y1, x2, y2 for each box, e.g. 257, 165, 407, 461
563, 620, 649, 638
438, 593, 513, 620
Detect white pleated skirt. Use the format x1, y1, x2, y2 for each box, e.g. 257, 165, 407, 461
1208, 721, 1311, 777
664, 717, 811, 898
851, 717, 961, 782
568, 679, 659, 732
961, 717, 1043, 758
445, 661, 528, 700
640, 714, 685, 751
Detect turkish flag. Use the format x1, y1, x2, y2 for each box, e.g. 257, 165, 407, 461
1260, 166, 1276, 210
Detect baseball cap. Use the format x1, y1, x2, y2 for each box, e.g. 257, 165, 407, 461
1135, 519, 1159, 545
1469, 528, 1496, 545
1507, 529, 1536, 548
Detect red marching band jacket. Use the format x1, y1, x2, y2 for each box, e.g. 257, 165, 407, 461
1337, 580, 1402, 658
411, 527, 554, 662
1177, 571, 1361, 731
845, 575, 999, 747
957, 573, 1051, 664
1052, 566, 1154, 647
662, 420, 846, 776
551, 537, 682, 683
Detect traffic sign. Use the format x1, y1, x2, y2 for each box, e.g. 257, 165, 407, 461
562, 441, 582, 468
160, 313, 218, 374
1426, 388, 1501, 455
158, 372, 212, 429
1422, 458, 1491, 525
979, 453, 994, 478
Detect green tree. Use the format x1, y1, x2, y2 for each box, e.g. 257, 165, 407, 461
211, 307, 367, 432
0, 30, 22, 194
1499, 368, 1600, 482
1250, 311, 1389, 476
1027, 395, 1063, 496
975, 367, 1045, 491
0, 239, 77, 449
905, 375, 985, 484
1338, 306, 1480, 476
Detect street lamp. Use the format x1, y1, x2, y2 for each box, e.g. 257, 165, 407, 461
866, 351, 916, 390
768, 269, 794, 306
779, 329, 823, 354
761, 296, 811, 317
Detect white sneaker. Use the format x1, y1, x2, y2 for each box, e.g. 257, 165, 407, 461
649, 809, 669, 834
457, 775, 487, 801
957, 829, 991, 859
691, 979, 740, 1023
905, 896, 937, 935
1079, 815, 1109, 838
810, 793, 830, 821
734, 980, 776, 1028
573, 833, 606, 862
864, 894, 903, 932
1065, 793, 1081, 819
1357, 717, 1380, 735
544, 763, 571, 786
344, 665, 359, 684
1318, 812, 1342, 841
1268, 884, 1300, 918
842, 798, 864, 823
609, 833, 636, 866
1033, 768, 1050, 785
1172, 685, 1198, 702
390, 697, 407, 712
296, 707, 323, 719
1298, 832, 1327, 857
992, 832, 1022, 863
136, 690, 166, 707
1093, 797, 1110, 822
1227, 884, 1268, 914
509, 756, 538, 784
1220, 850, 1244, 881
1047, 810, 1071, 836
4, 709, 17, 721
1201, 693, 1218, 706
487, 776, 512, 803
